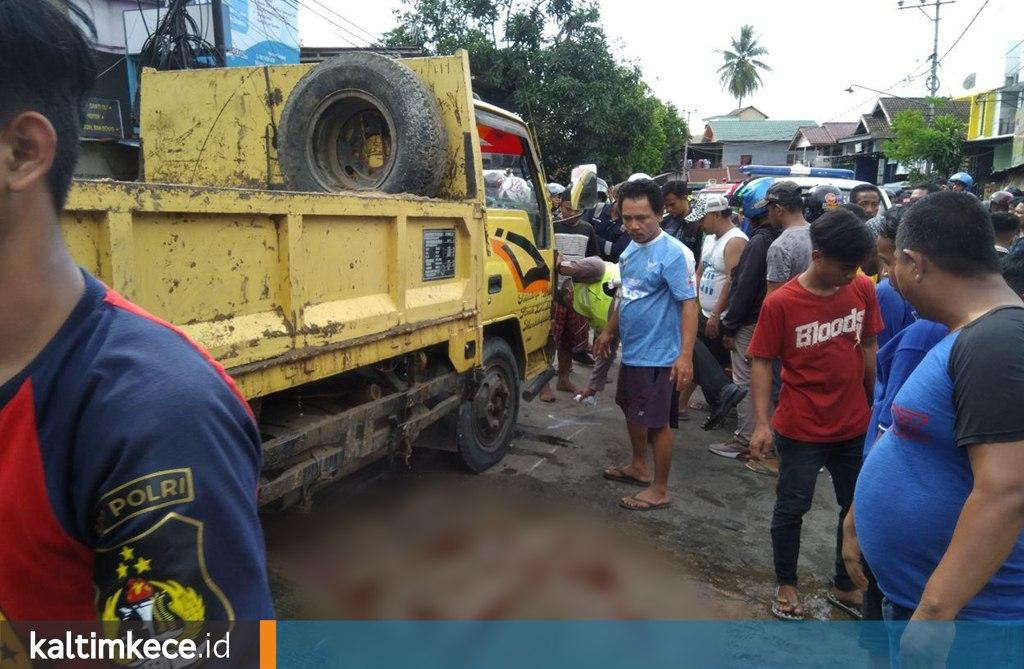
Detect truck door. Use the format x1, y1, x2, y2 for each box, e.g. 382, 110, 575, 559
476, 110, 553, 375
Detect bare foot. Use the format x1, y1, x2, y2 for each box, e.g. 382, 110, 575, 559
830, 585, 863, 608
556, 378, 579, 394
538, 384, 556, 403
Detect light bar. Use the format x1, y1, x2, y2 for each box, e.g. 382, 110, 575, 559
738, 165, 855, 179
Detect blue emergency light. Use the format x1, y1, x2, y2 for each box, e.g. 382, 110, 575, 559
739, 165, 855, 180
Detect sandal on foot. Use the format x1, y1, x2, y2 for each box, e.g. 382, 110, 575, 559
770, 596, 805, 621
826, 592, 863, 619
618, 494, 670, 511
602, 467, 652, 487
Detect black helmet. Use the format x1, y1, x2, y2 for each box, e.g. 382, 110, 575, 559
804, 184, 846, 222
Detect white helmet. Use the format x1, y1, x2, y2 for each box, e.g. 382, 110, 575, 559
547, 182, 566, 196
627, 172, 653, 182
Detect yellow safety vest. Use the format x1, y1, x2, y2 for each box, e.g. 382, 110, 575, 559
572, 262, 619, 331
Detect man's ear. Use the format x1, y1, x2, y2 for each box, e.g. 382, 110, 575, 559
900, 249, 926, 282
1, 111, 57, 195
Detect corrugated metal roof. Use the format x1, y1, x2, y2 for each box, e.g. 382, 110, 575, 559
877, 97, 970, 123
706, 119, 817, 142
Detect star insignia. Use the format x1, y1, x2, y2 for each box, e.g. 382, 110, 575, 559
120, 546, 134, 561
134, 557, 152, 575
116, 563, 129, 579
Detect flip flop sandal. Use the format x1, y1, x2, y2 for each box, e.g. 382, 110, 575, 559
826, 592, 864, 619
771, 596, 805, 621
602, 468, 652, 487
618, 495, 671, 511
745, 460, 779, 477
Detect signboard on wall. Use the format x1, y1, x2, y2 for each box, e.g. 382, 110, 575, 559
224, 0, 299, 67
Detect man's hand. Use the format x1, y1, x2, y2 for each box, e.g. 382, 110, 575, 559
749, 425, 774, 460
669, 354, 693, 392
593, 331, 613, 359
899, 620, 955, 669
841, 510, 869, 591
721, 334, 735, 351
705, 314, 720, 340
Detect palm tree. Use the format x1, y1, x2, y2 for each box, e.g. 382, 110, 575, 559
717, 25, 771, 108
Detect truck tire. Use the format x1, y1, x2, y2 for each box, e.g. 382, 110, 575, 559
277, 52, 447, 196
457, 338, 521, 473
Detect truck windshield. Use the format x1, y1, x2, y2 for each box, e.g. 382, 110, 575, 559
477, 116, 549, 248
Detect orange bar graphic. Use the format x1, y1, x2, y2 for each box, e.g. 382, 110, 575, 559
260, 619, 277, 669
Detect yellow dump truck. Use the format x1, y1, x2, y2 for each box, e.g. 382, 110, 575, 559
62, 51, 558, 507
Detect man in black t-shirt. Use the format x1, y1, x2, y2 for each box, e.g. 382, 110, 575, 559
661, 181, 702, 260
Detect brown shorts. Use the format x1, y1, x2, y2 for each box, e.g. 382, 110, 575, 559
615, 365, 673, 429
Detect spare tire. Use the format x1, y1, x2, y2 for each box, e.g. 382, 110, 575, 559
277, 52, 448, 196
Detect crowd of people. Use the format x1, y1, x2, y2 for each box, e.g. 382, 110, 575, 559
546, 167, 1024, 655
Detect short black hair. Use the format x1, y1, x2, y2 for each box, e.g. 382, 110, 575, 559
913, 182, 942, 195
620, 178, 664, 215
1002, 248, 1024, 295
809, 207, 875, 263
841, 202, 869, 222
661, 180, 688, 199
897, 191, 999, 276
850, 184, 881, 206
991, 212, 1019, 236
877, 205, 905, 241
0, 0, 96, 210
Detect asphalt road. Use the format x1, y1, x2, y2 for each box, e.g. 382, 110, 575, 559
262, 362, 861, 624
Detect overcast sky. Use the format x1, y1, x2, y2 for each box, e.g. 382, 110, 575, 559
301, 0, 1024, 128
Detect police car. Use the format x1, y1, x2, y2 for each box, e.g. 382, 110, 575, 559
735, 165, 893, 211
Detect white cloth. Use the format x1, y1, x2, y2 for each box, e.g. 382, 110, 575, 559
698, 226, 748, 317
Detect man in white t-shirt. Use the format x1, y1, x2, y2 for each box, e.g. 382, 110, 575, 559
696, 195, 749, 351
676, 195, 749, 428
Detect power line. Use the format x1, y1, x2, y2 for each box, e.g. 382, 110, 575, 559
936, 0, 990, 65
303, 0, 379, 44
283, 0, 373, 47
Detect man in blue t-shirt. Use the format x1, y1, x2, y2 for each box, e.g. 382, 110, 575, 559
854, 192, 1024, 664
0, 1, 273, 627
595, 179, 697, 511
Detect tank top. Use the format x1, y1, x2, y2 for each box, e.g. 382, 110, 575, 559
698, 226, 748, 317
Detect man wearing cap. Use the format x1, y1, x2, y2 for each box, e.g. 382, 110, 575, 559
763, 181, 813, 294
989, 190, 1014, 214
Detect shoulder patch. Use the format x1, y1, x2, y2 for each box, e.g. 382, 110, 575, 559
96, 469, 194, 536
96, 513, 233, 648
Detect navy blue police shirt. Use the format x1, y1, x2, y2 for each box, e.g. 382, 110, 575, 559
856, 306, 1024, 619
0, 271, 274, 621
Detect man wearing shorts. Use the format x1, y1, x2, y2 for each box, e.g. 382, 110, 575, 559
595, 179, 697, 511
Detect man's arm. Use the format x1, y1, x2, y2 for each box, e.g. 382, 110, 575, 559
913, 440, 1024, 620
861, 334, 878, 403
670, 298, 698, 391
765, 243, 788, 294
721, 236, 768, 336
749, 357, 775, 458
593, 300, 619, 358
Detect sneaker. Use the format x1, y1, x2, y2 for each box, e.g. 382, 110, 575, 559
703, 384, 748, 430
708, 439, 750, 460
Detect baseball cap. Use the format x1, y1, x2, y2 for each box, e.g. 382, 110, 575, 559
685, 194, 731, 222
752, 180, 802, 210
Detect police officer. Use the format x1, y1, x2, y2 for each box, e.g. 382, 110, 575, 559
0, 0, 273, 625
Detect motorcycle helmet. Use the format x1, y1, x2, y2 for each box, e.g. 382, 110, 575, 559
804, 184, 845, 222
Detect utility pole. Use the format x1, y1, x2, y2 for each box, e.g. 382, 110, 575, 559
211, 0, 227, 66
680, 108, 697, 181
898, 0, 956, 99
898, 0, 954, 174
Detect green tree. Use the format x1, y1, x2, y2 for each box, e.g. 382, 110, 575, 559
384, 0, 688, 182
716, 25, 771, 108
884, 103, 966, 179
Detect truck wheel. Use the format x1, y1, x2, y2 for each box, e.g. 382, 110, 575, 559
278, 52, 447, 196
457, 338, 520, 472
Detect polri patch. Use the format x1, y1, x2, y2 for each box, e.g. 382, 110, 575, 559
95, 469, 194, 536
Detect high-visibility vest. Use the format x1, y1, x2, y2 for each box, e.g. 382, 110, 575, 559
572, 262, 619, 331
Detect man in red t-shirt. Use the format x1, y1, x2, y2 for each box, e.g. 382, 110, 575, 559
748, 208, 883, 621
